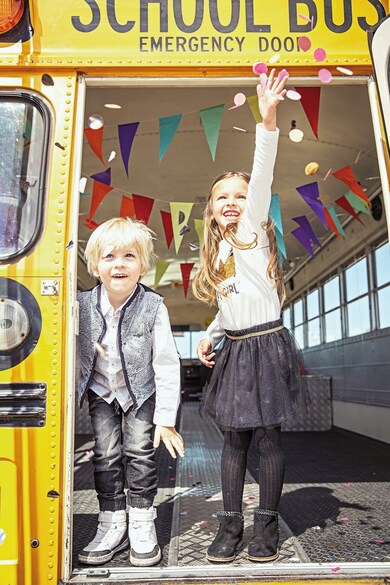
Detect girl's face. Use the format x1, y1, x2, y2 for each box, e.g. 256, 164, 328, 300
210, 176, 248, 234
94, 246, 144, 305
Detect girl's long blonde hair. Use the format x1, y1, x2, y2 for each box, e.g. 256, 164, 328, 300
192, 171, 285, 306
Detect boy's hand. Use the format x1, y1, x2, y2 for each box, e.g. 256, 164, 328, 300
257, 68, 288, 131
154, 425, 185, 459
197, 339, 215, 368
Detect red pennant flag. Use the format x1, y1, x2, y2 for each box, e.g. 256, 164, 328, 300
295, 87, 321, 139
84, 127, 104, 163
335, 196, 365, 225
160, 210, 174, 249
324, 208, 342, 239
180, 263, 194, 298
132, 194, 154, 224
120, 196, 135, 218
82, 217, 100, 230
332, 166, 370, 203
89, 181, 113, 220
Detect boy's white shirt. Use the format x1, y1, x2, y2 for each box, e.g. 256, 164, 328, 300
76, 285, 180, 427
203, 124, 281, 350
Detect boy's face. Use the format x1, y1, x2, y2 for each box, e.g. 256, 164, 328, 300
94, 246, 144, 305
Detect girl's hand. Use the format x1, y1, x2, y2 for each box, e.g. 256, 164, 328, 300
257, 68, 288, 131
154, 425, 185, 458
197, 339, 215, 368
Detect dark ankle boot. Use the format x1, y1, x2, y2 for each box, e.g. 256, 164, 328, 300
247, 509, 279, 562
207, 511, 244, 562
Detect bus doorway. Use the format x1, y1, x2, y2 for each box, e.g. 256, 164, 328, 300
70, 77, 390, 581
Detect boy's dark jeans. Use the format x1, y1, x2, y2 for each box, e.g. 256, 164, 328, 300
88, 390, 158, 512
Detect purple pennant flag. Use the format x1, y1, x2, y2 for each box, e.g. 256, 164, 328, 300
90, 167, 111, 186
296, 182, 327, 229
118, 122, 139, 177
291, 215, 321, 257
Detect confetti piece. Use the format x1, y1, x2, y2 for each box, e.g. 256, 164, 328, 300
298, 13, 312, 22
298, 36, 311, 52
229, 92, 247, 110
42, 73, 54, 86
180, 511, 188, 516
278, 69, 289, 80
196, 521, 208, 526
233, 126, 247, 132
354, 150, 362, 164
289, 128, 304, 143
246, 496, 255, 502
252, 62, 268, 75
305, 162, 320, 176
269, 53, 280, 64
331, 567, 341, 573
79, 177, 88, 192
179, 224, 191, 236
88, 114, 104, 130
314, 48, 327, 62
312, 526, 322, 531
373, 539, 384, 544
66, 241, 74, 250
336, 66, 353, 76
189, 242, 200, 251
286, 90, 301, 101
343, 483, 351, 486
55, 142, 65, 151
318, 68, 333, 83
108, 150, 116, 162
339, 517, 349, 522
323, 168, 332, 181
169, 477, 176, 481
94, 342, 106, 359
0, 529, 6, 545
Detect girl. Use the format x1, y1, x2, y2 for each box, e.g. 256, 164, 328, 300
192, 70, 306, 563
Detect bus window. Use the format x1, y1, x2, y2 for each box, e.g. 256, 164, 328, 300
0, 94, 50, 263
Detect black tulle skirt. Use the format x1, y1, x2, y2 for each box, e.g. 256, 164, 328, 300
200, 318, 308, 431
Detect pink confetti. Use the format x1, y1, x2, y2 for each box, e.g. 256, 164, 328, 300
169, 477, 176, 481
331, 567, 341, 573
314, 48, 327, 62
298, 14, 312, 22
373, 539, 384, 544
233, 126, 247, 132
318, 68, 333, 83
354, 150, 362, 164
298, 36, 311, 52
278, 69, 289, 80
246, 496, 255, 502
286, 90, 301, 101
336, 66, 353, 76
343, 483, 351, 487
339, 517, 349, 522
323, 168, 332, 181
196, 521, 208, 526
252, 62, 268, 75
229, 92, 246, 110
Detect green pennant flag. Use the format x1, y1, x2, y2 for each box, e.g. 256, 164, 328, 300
327, 206, 346, 237
199, 104, 225, 161
159, 114, 182, 161
154, 260, 170, 288
345, 190, 370, 214
247, 95, 262, 124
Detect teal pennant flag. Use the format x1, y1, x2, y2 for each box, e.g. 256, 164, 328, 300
199, 104, 225, 161
159, 114, 182, 161
345, 190, 370, 215
327, 206, 346, 237
270, 194, 287, 261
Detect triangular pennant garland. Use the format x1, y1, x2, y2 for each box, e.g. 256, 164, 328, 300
120, 196, 135, 218
335, 196, 365, 225
154, 260, 171, 288
199, 104, 225, 161
332, 165, 370, 203
88, 181, 113, 220
291, 215, 322, 257
91, 167, 111, 186
170, 202, 194, 253
246, 95, 262, 124
326, 206, 346, 238
160, 210, 174, 250
296, 181, 328, 229
132, 194, 154, 224
180, 262, 195, 298
345, 190, 370, 214
84, 127, 104, 163
295, 86, 321, 139
194, 219, 205, 251
118, 122, 139, 177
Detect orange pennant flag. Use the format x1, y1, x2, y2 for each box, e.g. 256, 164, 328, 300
120, 196, 135, 218
324, 208, 342, 239
332, 166, 370, 203
84, 127, 104, 163
89, 181, 113, 220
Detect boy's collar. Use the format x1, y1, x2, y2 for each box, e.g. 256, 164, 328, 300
100, 284, 138, 315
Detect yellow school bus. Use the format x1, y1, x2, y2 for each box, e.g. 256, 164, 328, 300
1, 2, 390, 585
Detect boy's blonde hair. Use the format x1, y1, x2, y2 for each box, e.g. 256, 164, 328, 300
84, 217, 156, 277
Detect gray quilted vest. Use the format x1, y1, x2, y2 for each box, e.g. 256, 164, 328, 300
77, 283, 162, 409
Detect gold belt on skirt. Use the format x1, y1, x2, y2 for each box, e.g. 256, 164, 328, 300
225, 325, 284, 340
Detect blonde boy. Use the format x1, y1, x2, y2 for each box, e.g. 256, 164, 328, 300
77, 217, 184, 567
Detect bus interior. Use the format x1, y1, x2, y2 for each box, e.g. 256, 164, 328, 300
71, 77, 390, 581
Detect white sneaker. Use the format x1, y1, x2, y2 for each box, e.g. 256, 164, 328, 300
78, 510, 129, 565
128, 506, 161, 566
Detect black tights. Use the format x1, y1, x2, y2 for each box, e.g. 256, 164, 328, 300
221, 426, 285, 513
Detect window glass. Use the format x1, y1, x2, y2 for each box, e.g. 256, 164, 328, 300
283, 306, 291, 329
190, 330, 207, 359
345, 258, 368, 301
378, 285, 390, 329
0, 97, 47, 262
293, 299, 303, 325
347, 296, 371, 336
375, 243, 390, 288
294, 324, 304, 348
324, 276, 340, 312
325, 308, 342, 342
173, 332, 190, 359
307, 317, 320, 347
307, 289, 319, 320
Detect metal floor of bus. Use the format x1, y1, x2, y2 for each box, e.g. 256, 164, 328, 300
71, 401, 390, 581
